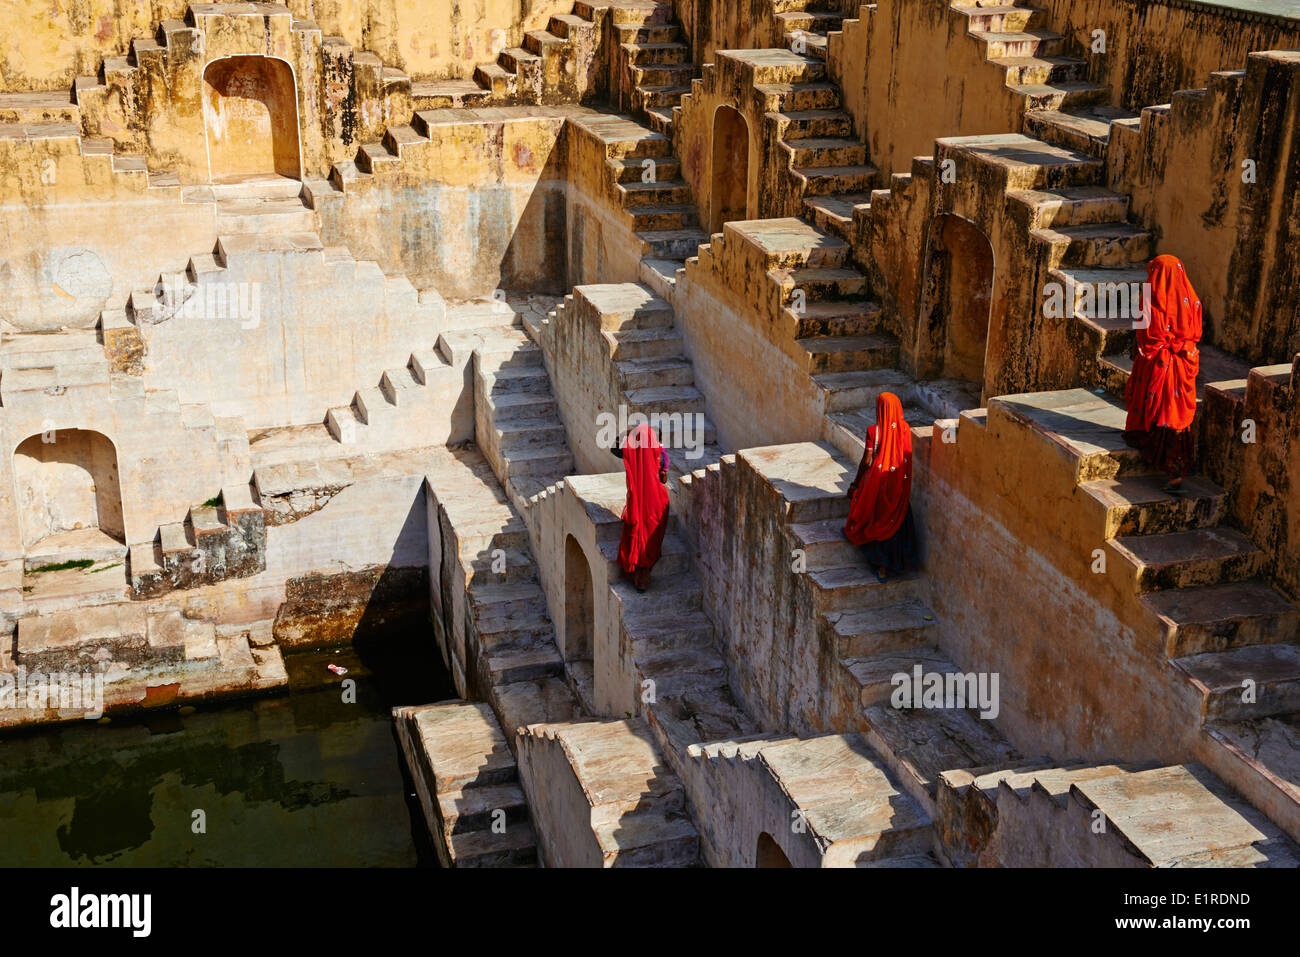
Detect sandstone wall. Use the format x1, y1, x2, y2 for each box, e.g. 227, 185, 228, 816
0, 0, 575, 91
313, 109, 571, 299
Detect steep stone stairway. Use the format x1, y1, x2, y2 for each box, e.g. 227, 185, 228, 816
693, 218, 895, 377
772, 0, 855, 61
987, 390, 1300, 831
573, 113, 708, 263
606, 0, 697, 133
765, 51, 877, 238
738, 440, 1023, 814
950, 0, 1134, 155
565, 470, 757, 761
394, 700, 539, 867
467, 327, 576, 506
528, 283, 723, 476
426, 446, 582, 735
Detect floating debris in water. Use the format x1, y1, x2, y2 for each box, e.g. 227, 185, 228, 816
327, 664, 349, 676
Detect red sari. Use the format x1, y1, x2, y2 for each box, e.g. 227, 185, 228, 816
617, 424, 669, 578
844, 392, 913, 545
1123, 255, 1202, 477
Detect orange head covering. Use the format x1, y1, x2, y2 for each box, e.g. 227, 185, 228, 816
843, 392, 913, 545
1124, 254, 1202, 433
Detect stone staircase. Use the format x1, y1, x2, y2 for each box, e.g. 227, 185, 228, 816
608, 1, 697, 133
575, 113, 709, 263
469, 327, 576, 505
987, 389, 1300, 835
529, 283, 723, 476
565, 471, 757, 761
515, 717, 701, 866
950, 0, 1134, 156
683, 731, 939, 866
393, 700, 540, 867
772, 0, 855, 61
128, 483, 265, 600
0, 120, 184, 196
737, 440, 1025, 815
940, 759, 1300, 866
426, 446, 582, 735
691, 218, 896, 378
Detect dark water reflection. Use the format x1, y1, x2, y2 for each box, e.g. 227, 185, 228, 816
0, 637, 453, 867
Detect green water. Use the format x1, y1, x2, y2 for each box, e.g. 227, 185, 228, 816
0, 641, 453, 867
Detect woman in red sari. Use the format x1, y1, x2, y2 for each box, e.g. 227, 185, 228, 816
615, 423, 670, 592
1123, 254, 1202, 493
843, 392, 918, 582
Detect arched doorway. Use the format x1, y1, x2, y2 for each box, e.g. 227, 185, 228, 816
920, 213, 995, 387
14, 430, 124, 552
203, 56, 301, 182
563, 535, 593, 665
710, 105, 750, 233
756, 832, 793, 867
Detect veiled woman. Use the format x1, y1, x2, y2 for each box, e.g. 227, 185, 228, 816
615, 423, 670, 592
843, 392, 918, 582
1123, 254, 1202, 493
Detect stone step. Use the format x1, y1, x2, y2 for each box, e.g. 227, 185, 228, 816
843, 646, 961, 707
1174, 644, 1300, 723
863, 700, 1022, 812
484, 641, 565, 684
952, 3, 1045, 32
831, 600, 939, 659
988, 54, 1086, 86
797, 332, 899, 373
608, 155, 682, 183
1011, 80, 1108, 111
1109, 527, 1265, 592
445, 820, 539, 867
807, 564, 922, 614
1203, 715, 1300, 846
636, 227, 708, 260
971, 28, 1064, 60
436, 780, 531, 835
1081, 473, 1226, 539
1030, 221, 1155, 268
783, 135, 868, 168
1023, 104, 1137, 158
793, 163, 877, 196
802, 193, 871, 240
1008, 185, 1130, 229
616, 355, 695, 390
782, 265, 868, 301
1148, 582, 1300, 658
629, 203, 700, 231
621, 40, 690, 65
624, 384, 707, 415
787, 299, 881, 338
616, 179, 693, 207
607, 326, 684, 360
773, 108, 854, 139
754, 81, 843, 111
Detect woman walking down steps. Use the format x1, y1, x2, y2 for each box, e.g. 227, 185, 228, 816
843, 392, 919, 583
1123, 254, 1203, 494
615, 423, 670, 592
